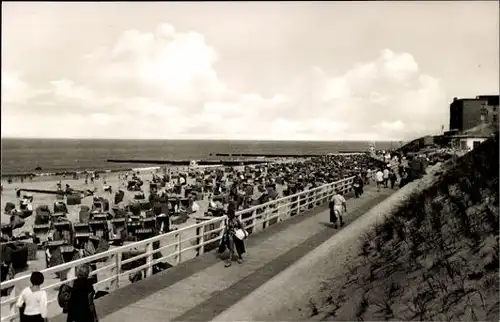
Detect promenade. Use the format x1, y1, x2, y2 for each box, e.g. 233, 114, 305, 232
50, 185, 394, 322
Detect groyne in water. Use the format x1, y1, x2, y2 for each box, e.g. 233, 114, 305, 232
214, 152, 367, 157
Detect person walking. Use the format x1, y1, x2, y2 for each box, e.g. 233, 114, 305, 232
219, 209, 247, 267
389, 169, 398, 189
353, 174, 364, 198
66, 265, 98, 322
16, 271, 48, 322
400, 168, 409, 188
383, 167, 390, 188
364, 169, 371, 185
375, 169, 384, 192
329, 190, 347, 229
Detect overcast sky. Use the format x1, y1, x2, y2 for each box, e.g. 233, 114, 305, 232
2, 1, 498, 141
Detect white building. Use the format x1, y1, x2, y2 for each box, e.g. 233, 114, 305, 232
451, 123, 497, 151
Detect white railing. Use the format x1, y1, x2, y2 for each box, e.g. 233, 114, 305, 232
0, 176, 356, 322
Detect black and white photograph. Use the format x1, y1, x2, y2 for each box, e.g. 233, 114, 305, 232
1, 1, 499, 321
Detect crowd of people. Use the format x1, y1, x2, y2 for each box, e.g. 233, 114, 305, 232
99, 153, 386, 225
125, 154, 389, 269
198, 154, 387, 266
190, 154, 383, 215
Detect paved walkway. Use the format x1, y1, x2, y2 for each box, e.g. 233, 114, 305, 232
53, 186, 395, 322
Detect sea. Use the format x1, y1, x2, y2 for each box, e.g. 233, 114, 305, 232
0, 139, 398, 177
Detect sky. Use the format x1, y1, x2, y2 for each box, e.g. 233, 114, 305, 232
1, 1, 499, 141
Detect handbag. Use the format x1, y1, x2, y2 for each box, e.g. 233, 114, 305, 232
58, 284, 73, 313
234, 229, 247, 241
217, 233, 227, 253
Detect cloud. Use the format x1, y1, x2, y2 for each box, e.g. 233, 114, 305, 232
376, 120, 406, 132
1, 23, 448, 140
1, 71, 41, 104
49, 79, 96, 102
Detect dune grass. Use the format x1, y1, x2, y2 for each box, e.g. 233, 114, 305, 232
310, 133, 499, 321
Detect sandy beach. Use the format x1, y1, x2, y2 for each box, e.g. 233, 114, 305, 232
0, 164, 285, 281
1, 165, 245, 223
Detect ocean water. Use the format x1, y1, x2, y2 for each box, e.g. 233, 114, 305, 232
0, 139, 398, 176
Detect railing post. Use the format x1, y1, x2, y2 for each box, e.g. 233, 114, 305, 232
199, 222, 206, 256
251, 209, 257, 230
176, 233, 182, 265
302, 191, 307, 212
277, 200, 283, 222
145, 242, 153, 277
296, 194, 301, 214
218, 217, 226, 243
262, 206, 269, 230
111, 252, 122, 291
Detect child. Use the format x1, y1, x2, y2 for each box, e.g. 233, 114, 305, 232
16, 271, 47, 322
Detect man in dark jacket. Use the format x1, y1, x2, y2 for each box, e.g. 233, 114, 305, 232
353, 174, 364, 198
389, 170, 398, 189
67, 265, 98, 322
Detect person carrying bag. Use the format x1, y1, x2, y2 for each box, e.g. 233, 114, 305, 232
221, 210, 248, 267
58, 267, 75, 314
66, 265, 99, 322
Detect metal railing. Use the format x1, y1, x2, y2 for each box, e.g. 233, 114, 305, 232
0, 176, 356, 321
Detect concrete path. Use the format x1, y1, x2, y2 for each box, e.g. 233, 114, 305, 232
52, 185, 395, 322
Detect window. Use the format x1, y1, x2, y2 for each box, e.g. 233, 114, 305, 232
473, 141, 482, 149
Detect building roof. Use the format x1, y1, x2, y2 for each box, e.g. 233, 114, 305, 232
451, 95, 499, 105
476, 95, 499, 106
452, 123, 498, 139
